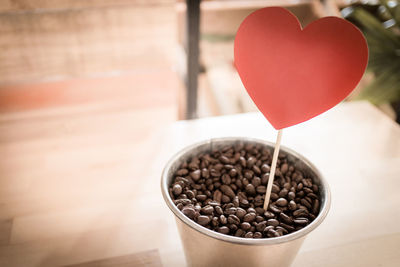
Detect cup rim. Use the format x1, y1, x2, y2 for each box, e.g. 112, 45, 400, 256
161, 137, 331, 246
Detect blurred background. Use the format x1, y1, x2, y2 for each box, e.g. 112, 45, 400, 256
0, 0, 399, 266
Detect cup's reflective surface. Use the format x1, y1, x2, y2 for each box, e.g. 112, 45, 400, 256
161, 137, 331, 267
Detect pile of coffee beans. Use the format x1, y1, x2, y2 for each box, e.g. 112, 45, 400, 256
169, 142, 321, 238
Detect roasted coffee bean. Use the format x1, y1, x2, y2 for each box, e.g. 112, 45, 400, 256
255, 207, 265, 215
229, 168, 238, 177
225, 207, 237, 215
253, 232, 263, 238
293, 208, 308, 217
243, 213, 256, 222
233, 196, 240, 207
294, 218, 309, 225
221, 194, 231, 203
197, 215, 210, 226
256, 186, 266, 194
276, 226, 289, 235
201, 205, 214, 215
176, 169, 189, 176
220, 185, 235, 199
281, 163, 289, 174
289, 200, 297, 211
288, 191, 296, 200
219, 215, 227, 225
252, 177, 261, 187
215, 206, 223, 215
241, 222, 251, 231
228, 215, 241, 225
245, 184, 256, 195
261, 164, 271, 173
236, 208, 246, 219
196, 194, 207, 201
213, 190, 222, 203
312, 199, 320, 214
300, 198, 312, 209
267, 229, 280, 238
269, 204, 282, 213
176, 203, 183, 210
190, 170, 201, 181
272, 184, 280, 193
264, 211, 275, 219
244, 232, 254, 238
173, 184, 182, 196
218, 226, 230, 234
279, 188, 289, 198
280, 223, 295, 232
279, 213, 293, 225
211, 217, 219, 227
267, 219, 279, 227
276, 198, 288, 207
256, 221, 267, 232
256, 216, 264, 223
270, 193, 279, 201
235, 229, 245, 237
221, 174, 231, 185
182, 207, 196, 219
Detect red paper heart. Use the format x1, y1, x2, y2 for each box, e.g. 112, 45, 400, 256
234, 7, 368, 129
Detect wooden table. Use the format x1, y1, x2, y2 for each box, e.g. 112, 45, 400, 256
0, 101, 399, 266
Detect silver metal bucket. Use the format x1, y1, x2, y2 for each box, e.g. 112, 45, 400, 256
161, 137, 331, 267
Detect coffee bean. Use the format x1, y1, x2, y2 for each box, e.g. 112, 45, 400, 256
256, 186, 266, 194
182, 207, 196, 219
293, 208, 308, 217
280, 223, 295, 232
279, 213, 293, 225
247, 157, 257, 168
256, 221, 267, 232
215, 206, 223, 215
276, 198, 288, 207
243, 213, 256, 222
270, 193, 279, 201
221, 194, 230, 203
264, 211, 275, 219
300, 199, 312, 209
201, 205, 214, 215
254, 232, 263, 238
220, 185, 235, 199
269, 204, 282, 213
173, 184, 182, 196
244, 232, 254, 238
219, 215, 227, 224
228, 215, 240, 225
190, 170, 201, 181
279, 188, 289, 198
267, 219, 279, 227
294, 218, 309, 225
221, 174, 231, 185
289, 200, 297, 211
276, 226, 288, 235
272, 184, 280, 193
197, 215, 210, 226
256, 215, 264, 223
281, 163, 288, 174
236, 208, 246, 219
252, 177, 261, 187
176, 203, 183, 210
176, 169, 189, 176
267, 229, 280, 238
245, 184, 256, 196
312, 199, 320, 214
241, 222, 251, 231
261, 164, 270, 173
225, 207, 237, 215
218, 226, 230, 234
213, 190, 222, 203
288, 191, 296, 200
235, 229, 245, 237
196, 194, 207, 201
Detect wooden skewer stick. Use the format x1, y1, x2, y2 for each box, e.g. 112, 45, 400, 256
263, 129, 283, 210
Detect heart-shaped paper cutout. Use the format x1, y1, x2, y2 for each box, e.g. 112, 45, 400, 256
234, 7, 368, 129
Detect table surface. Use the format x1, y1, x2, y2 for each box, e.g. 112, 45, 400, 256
0, 101, 399, 266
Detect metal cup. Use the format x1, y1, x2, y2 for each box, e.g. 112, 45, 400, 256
161, 137, 331, 267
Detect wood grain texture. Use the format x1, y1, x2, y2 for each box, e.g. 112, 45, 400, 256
63, 249, 162, 267
0, 2, 176, 84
